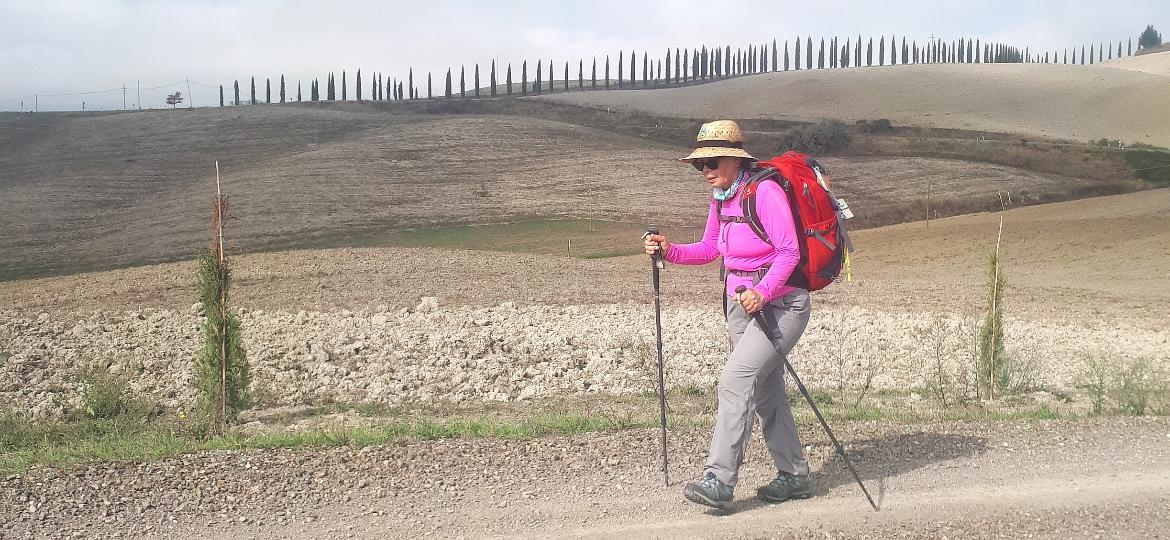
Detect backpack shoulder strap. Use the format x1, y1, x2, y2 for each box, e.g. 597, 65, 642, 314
740, 167, 780, 246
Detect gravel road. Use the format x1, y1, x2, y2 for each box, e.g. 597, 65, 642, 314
4, 417, 1168, 539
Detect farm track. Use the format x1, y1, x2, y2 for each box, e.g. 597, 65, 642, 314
4, 417, 1169, 538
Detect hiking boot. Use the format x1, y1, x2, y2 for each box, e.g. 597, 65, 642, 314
683, 472, 735, 511
756, 471, 812, 503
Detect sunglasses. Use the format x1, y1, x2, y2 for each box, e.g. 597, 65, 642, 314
691, 158, 722, 171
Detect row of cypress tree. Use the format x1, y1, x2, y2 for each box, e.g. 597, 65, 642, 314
215, 35, 1144, 106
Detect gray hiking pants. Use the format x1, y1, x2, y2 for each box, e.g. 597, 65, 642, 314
705, 288, 811, 486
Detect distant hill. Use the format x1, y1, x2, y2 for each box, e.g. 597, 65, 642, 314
537, 62, 1170, 148
1102, 50, 1170, 76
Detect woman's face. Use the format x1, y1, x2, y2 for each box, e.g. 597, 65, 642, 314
694, 156, 741, 190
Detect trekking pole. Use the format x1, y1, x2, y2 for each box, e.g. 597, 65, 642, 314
645, 226, 670, 486
734, 286, 879, 511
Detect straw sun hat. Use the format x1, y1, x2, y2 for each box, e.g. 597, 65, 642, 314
680, 120, 756, 162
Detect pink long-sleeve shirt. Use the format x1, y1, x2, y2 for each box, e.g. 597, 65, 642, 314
664, 179, 801, 302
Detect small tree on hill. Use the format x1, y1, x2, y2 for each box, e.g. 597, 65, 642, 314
1139, 25, 1162, 49
166, 91, 184, 108
280, 75, 286, 103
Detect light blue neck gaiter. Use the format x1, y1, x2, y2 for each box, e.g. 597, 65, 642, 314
713, 170, 748, 201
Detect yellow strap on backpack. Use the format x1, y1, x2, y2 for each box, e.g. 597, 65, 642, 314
843, 249, 853, 283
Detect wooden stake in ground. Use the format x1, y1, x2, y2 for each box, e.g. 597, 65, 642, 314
215, 161, 227, 426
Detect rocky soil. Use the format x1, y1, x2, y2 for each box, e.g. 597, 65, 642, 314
3, 417, 1169, 539
4, 297, 1166, 419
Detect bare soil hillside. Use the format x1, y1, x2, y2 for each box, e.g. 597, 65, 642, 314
0, 107, 1123, 279
1102, 50, 1170, 76
538, 62, 1170, 147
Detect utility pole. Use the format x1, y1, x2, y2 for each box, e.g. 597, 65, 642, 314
122, 84, 127, 110
186, 77, 193, 108
137, 80, 141, 110
35, 94, 38, 112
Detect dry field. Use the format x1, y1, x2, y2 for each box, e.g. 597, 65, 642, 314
0, 106, 1126, 279
538, 61, 1170, 148
1103, 49, 1170, 76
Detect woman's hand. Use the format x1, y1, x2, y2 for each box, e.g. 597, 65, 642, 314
643, 233, 671, 257
736, 288, 765, 314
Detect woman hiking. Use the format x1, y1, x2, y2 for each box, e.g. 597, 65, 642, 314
643, 120, 811, 511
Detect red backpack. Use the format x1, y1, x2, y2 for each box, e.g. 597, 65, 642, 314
728, 151, 853, 292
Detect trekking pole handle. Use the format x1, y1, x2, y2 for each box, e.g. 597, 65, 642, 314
645, 226, 664, 268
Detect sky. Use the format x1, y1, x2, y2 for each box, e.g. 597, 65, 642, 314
0, 0, 1165, 111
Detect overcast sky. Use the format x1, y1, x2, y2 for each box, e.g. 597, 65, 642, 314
0, 0, 1164, 111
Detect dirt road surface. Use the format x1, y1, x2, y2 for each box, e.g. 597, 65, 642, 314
4, 417, 1168, 538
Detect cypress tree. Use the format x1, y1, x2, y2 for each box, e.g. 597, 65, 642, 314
631, 50, 637, 84
408, 68, 414, 99
1128, 38, 1132, 56
460, 66, 465, 97
855, 35, 862, 67
795, 37, 801, 70
297, 81, 301, 102
474, 64, 480, 97
819, 38, 825, 68
427, 72, 432, 98
508, 63, 514, 94
1089, 44, 1095, 64
1081, 45, 1086, 65
592, 58, 598, 89
879, 36, 885, 66
579, 59, 584, 89
806, 37, 813, 70
605, 55, 610, 87
617, 53, 623, 88
533, 60, 540, 94
665, 50, 671, 84
726, 45, 732, 76
341, 71, 346, 100
194, 169, 252, 432
692, 48, 699, 80
675, 48, 681, 82
250, 77, 256, 104
265, 78, 271, 103
372, 75, 378, 101
219, 85, 224, 107
280, 75, 286, 103
522, 61, 529, 94
841, 41, 849, 67
310, 79, 318, 101
772, 39, 778, 71
867, 38, 873, 66
565, 61, 570, 91
445, 68, 452, 98
643, 52, 649, 85
327, 73, 335, 100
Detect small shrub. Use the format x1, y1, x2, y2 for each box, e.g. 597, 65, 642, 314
776, 119, 850, 154
857, 118, 892, 134
1079, 355, 1112, 415
1113, 358, 1155, 416
80, 370, 129, 419
1122, 149, 1170, 186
